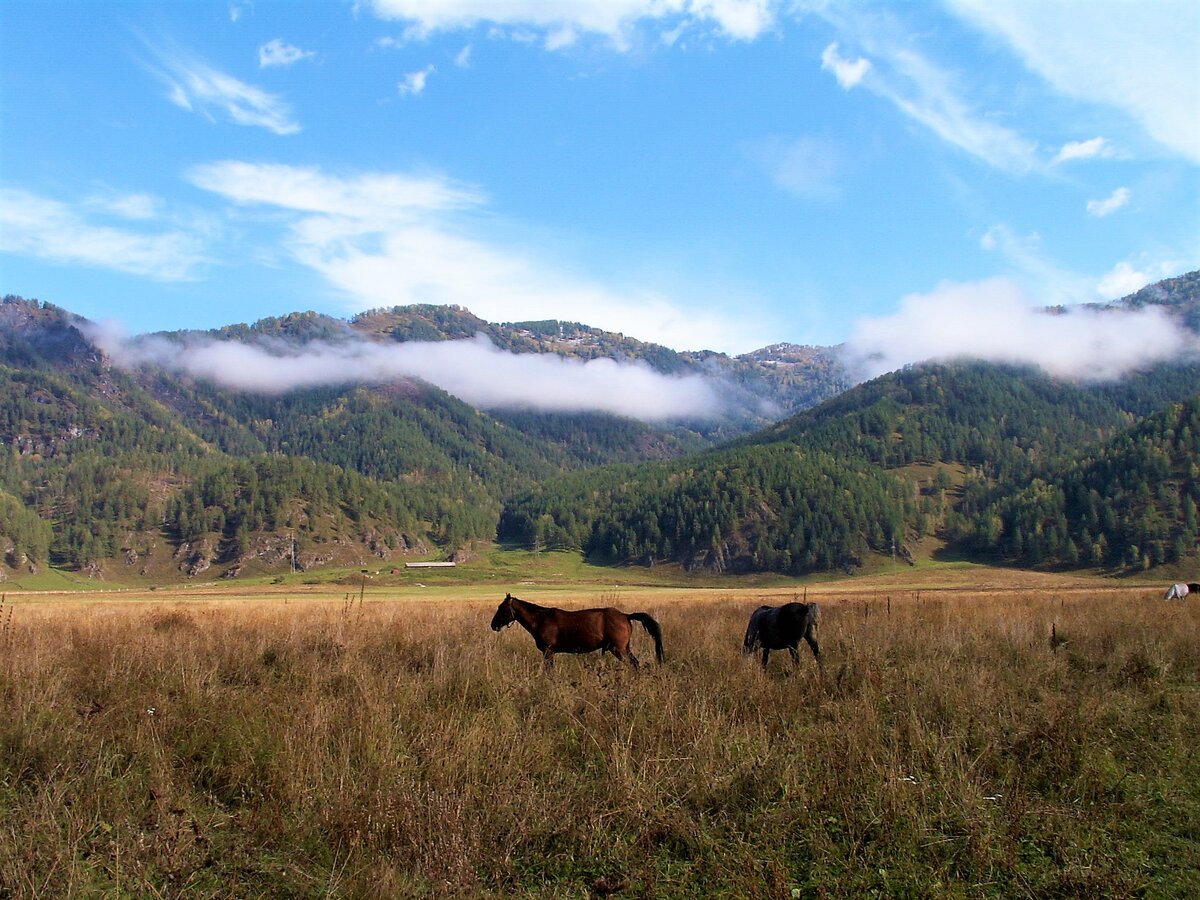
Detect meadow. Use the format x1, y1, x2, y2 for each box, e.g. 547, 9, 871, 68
1, 574, 1198, 898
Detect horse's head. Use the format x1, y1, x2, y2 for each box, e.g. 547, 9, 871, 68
491, 593, 517, 631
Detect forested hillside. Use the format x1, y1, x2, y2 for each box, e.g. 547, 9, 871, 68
955, 396, 1200, 570
0, 293, 841, 579
501, 362, 1200, 574
499, 445, 923, 574
3, 269, 1199, 581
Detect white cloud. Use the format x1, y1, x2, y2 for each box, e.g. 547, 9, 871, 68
0, 187, 207, 281
843, 277, 1194, 381
91, 328, 727, 421
367, 0, 776, 47
947, 0, 1200, 163
544, 25, 578, 51
86, 192, 161, 221
454, 45, 472, 67
229, 2, 251, 23
1096, 261, 1149, 300
751, 135, 840, 200
692, 0, 773, 41
258, 39, 315, 68
148, 44, 299, 135
819, 28, 1038, 174
398, 64, 435, 95
1086, 186, 1130, 218
821, 42, 870, 89
187, 161, 769, 353
1052, 136, 1113, 165
870, 46, 1038, 174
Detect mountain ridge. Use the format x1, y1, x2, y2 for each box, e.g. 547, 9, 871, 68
2, 269, 1198, 581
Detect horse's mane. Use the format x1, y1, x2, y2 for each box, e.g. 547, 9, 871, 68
506, 593, 552, 612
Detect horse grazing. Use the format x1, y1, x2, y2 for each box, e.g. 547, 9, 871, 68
743, 601, 821, 670
490, 593, 664, 670
1165, 582, 1199, 601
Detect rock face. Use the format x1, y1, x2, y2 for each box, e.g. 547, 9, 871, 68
175, 539, 215, 577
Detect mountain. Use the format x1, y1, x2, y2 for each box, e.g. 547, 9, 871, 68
1089, 269, 1200, 332
3, 268, 1199, 581
500, 360, 1200, 574
956, 395, 1200, 570
0, 294, 844, 580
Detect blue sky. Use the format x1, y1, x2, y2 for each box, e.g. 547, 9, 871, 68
2, 0, 1198, 358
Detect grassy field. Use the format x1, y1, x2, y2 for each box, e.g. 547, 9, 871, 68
2, 573, 1198, 898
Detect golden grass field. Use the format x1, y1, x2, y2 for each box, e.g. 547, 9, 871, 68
2, 570, 1198, 898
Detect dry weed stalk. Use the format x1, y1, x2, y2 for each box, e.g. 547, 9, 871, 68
0, 588, 1196, 897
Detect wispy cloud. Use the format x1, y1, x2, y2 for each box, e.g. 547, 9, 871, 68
186, 160, 770, 353
1053, 136, 1113, 165
85, 191, 162, 221
818, 27, 1038, 174
91, 327, 727, 421
398, 64, 434, 96
258, 38, 314, 68
843, 277, 1195, 381
750, 135, 841, 200
367, 0, 776, 47
1086, 187, 1130, 218
146, 42, 299, 134
947, 0, 1200, 164
0, 187, 207, 280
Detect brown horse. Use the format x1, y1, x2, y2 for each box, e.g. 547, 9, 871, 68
490, 593, 664, 670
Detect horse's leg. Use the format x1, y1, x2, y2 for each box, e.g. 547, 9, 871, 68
788, 645, 801, 670
612, 635, 640, 669
760, 648, 770, 670
542, 647, 555, 671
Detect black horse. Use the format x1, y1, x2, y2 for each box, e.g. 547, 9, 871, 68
743, 601, 821, 670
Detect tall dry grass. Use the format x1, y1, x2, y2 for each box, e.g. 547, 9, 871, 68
1, 589, 1198, 897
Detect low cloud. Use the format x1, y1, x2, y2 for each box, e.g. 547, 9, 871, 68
842, 277, 1194, 381
88, 328, 727, 421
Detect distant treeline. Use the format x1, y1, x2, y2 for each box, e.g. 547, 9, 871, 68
501, 364, 1200, 574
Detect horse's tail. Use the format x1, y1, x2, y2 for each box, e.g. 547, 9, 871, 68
628, 612, 665, 664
